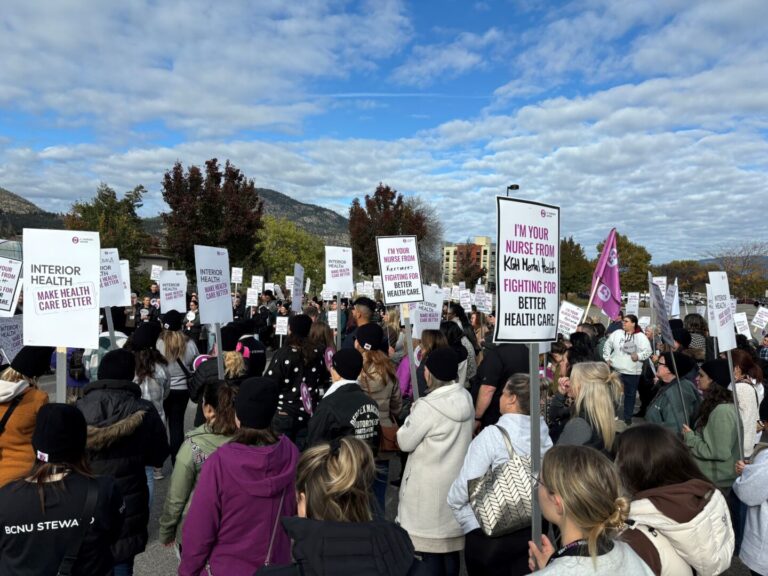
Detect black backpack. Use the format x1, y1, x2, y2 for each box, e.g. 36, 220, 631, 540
68, 349, 86, 381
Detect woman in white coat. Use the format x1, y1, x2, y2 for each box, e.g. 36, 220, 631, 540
397, 347, 474, 576
448, 373, 553, 575
734, 443, 768, 576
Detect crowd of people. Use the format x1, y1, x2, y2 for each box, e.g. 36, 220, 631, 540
1, 285, 768, 575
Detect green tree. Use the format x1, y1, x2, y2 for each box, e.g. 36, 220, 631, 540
64, 183, 151, 289
596, 232, 652, 292
560, 236, 591, 299
652, 259, 712, 293
161, 158, 263, 277
349, 183, 428, 276
255, 215, 324, 287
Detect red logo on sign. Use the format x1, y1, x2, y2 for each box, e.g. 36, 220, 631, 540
72, 237, 79, 244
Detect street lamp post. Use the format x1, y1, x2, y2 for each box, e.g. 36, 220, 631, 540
506, 183, 519, 197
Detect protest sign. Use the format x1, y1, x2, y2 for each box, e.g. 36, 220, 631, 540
648, 273, 674, 346
410, 284, 443, 338
638, 316, 651, 330
557, 301, 585, 338
450, 285, 460, 302
158, 271, 187, 313
0, 316, 23, 362
305, 278, 311, 294
476, 293, 493, 314
23, 229, 100, 349
150, 264, 162, 281
476, 284, 486, 296
730, 298, 738, 316
752, 307, 768, 331
708, 271, 736, 352
706, 284, 718, 338
327, 310, 338, 330
696, 305, 707, 317
99, 249, 124, 307
495, 197, 560, 342
275, 316, 289, 336
376, 236, 424, 305
355, 281, 364, 295
321, 286, 334, 301
251, 275, 264, 293
231, 267, 243, 285
264, 282, 273, 294
442, 287, 451, 302
625, 292, 640, 317
664, 283, 677, 317
291, 264, 304, 313
373, 275, 382, 290
285, 275, 294, 292
246, 288, 260, 307
119, 260, 132, 306
459, 281, 466, 290
459, 289, 471, 310
325, 246, 354, 293
652, 276, 667, 295
733, 312, 752, 339
363, 280, 374, 297
0, 255, 23, 317
194, 245, 233, 325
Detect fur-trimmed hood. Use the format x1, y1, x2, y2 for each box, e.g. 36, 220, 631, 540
86, 410, 146, 451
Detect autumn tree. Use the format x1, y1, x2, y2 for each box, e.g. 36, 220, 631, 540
455, 240, 486, 286
560, 236, 591, 299
652, 260, 712, 293
162, 159, 263, 277
596, 232, 652, 292
255, 215, 324, 286
348, 183, 428, 276
65, 183, 151, 288
707, 242, 768, 298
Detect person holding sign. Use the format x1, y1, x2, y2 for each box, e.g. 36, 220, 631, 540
0, 346, 53, 487
603, 314, 652, 425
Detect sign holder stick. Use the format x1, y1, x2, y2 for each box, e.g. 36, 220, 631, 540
581, 275, 601, 323
56, 348, 67, 404
402, 305, 420, 402
726, 348, 745, 461
529, 342, 542, 548
104, 307, 117, 351
668, 350, 689, 425
336, 292, 342, 350
214, 322, 225, 380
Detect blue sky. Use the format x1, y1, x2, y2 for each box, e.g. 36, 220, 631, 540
1, 0, 766, 262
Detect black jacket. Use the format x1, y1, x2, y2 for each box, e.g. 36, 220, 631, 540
265, 344, 327, 421
255, 516, 415, 576
306, 383, 380, 454
476, 342, 529, 427
76, 379, 170, 563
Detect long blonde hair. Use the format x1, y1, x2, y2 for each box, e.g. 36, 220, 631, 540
570, 362, 622, 451
540, 445, 629, 563
297, 436, 375, 523
0, 367, 36, 387
159, 330, 188, 363
223, 351, 246, 379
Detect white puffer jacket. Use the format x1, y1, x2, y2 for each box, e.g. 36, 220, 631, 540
603, 329, 652, 375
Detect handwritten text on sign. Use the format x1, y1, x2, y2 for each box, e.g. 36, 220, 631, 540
495, 197, 560, 342
376, 236, 424, 305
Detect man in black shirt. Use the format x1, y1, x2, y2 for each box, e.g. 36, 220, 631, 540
473, 340, 529, 433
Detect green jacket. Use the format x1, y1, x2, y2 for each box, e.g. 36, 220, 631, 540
158, 424, 233, 544
645, 378, 701, 433
684, 403, 741, 489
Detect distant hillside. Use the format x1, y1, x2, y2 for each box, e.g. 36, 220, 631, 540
0, 186, 44, 214
256, 188, 350, 246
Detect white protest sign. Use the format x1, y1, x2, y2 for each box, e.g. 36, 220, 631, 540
649, 273, 674, 346
291, 264, 304, 314
99, 249, 124, 307
638, 316, 651, 330
410, 284, 443, 338
0, 316, 23, 362
263, 282, 273, 295
706, 284, 718, 338
363, 280, 374, 297
285, 275, 294, 292
459, 281, 466, 290
557, 301, 584, 338
305, 278, 311, 294
459, 289, 471, 310
625, 292, 640, 317
442, 287, 451, 302
450, 285, 460, 302
373, 275, 383, 290
251, 275, 264, 293
494, 197, 560, 342
696, 305, 707, 317
23, 229, 100, 348
327, 310, 338, 330
752, 307, 768, 331
0, 255, 23, 318
231, 267, 243, 284
119, 260, 132, 306
246, 288, 260, 307
274, 284, 284, 300
477, 293, 493, 314
708, 271, 737, 352
321, 287, 334, 301
194, 245, 233, 325
733, 312, 752, 339
664, 283, 678, 318
325, 246, 354, 293
275, 316, 289, 336
355, 282, 364, 295
652, 276, 667, 295
150, 264, 163, 281
476, 285, 486, 296
158, 271, 187, 313
376, 236, 424, 305
730, 298, 738, 316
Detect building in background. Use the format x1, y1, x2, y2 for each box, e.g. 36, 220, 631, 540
442, 236, 496, 291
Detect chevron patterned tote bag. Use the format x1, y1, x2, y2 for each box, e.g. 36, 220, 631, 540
467, 424, 533, 537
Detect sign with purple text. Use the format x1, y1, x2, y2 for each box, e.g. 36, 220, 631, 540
376, 236, 424, 305
194, 245, 233, 325
494, 197, 560, 343
325, 246, 354, 293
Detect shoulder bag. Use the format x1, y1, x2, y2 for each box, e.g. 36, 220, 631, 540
467, 424, 534, 537
57, 479, 99, 576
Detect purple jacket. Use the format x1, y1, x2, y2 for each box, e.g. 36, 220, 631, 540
179, 435, 299, 576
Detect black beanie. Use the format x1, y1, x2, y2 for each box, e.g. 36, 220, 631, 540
98, 349, 136, 381
220, 325, 240, 352
11, 346, 55, 379
672, 328, 692, 349
669, 318, 684, 332
289, 314, 312, 338
356, 322, 384, 352
161, 309, 183, 331
424, 347, 459, 382
235, 377, 279, 429
132, 321, 161, 351
701, 359, 732, 389
32, 403, 87, 464
332, 348, 363, 380
660, 351, 695, 379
